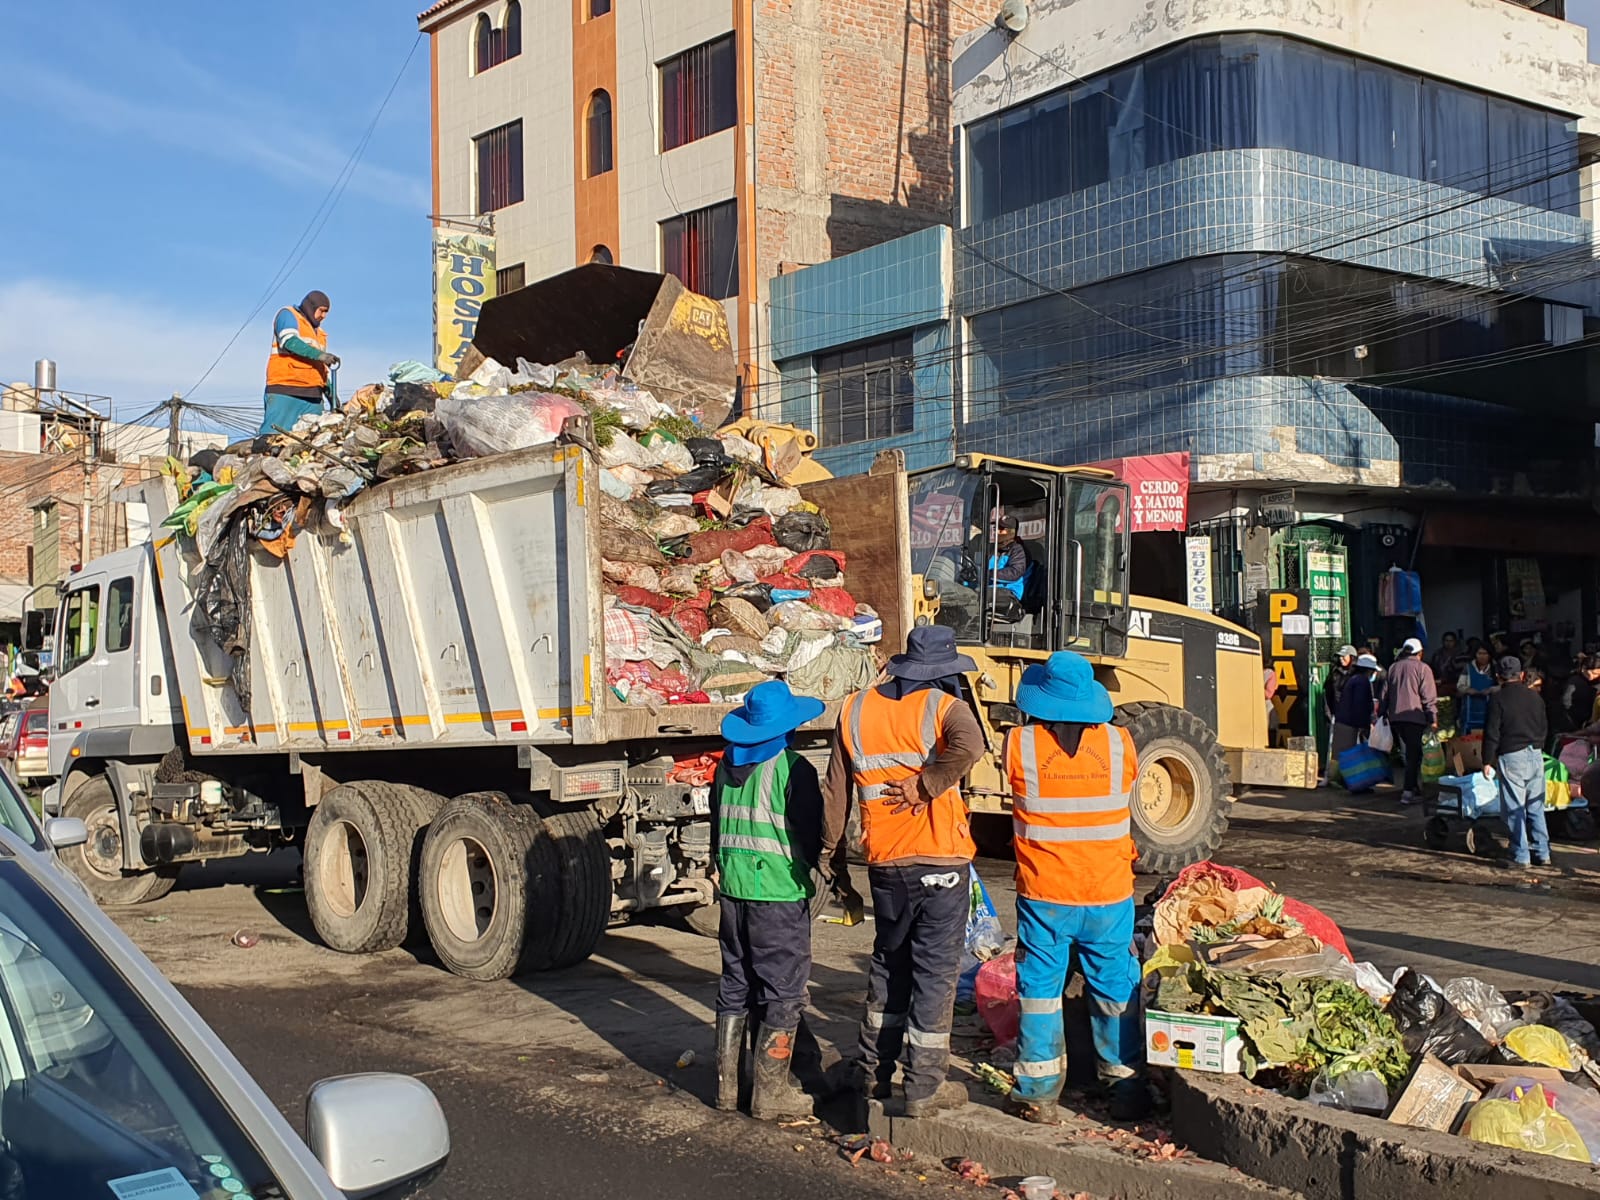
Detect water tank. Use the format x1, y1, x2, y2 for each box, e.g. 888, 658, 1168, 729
33, 359, 55, 394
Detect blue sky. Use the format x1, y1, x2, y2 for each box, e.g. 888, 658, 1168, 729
0, 1, 431, 431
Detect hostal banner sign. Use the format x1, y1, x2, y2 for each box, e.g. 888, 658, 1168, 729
434, 228, 497, 376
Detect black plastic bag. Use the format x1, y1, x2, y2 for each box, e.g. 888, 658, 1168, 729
720, 582, 774, 611
647, 464, 723, 496
190, 518, 254, 710
686, 437, 729, 469
774, 511, 832, 552
1389, 969, 1495, 1064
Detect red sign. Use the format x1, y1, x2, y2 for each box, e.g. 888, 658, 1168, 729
1087, 452, 1190, 533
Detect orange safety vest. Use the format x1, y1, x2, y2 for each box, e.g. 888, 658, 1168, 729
265, 306, 329, 392
1005, 722, 1138, 906
840, 686, 976, 865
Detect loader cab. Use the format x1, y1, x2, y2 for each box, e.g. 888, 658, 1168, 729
908, 458, 1130, 657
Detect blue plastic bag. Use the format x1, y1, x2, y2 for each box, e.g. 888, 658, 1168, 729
1437, 772, 1502, 819
1339, 743, 1389, 793
956, 866, 1005, 1004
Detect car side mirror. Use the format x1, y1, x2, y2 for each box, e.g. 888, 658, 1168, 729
306, 1073, 449, 1198
44, 817, 87, 850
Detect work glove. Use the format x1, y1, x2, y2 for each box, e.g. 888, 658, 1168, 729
320, 352, 342, 368
825, 868, 866, 926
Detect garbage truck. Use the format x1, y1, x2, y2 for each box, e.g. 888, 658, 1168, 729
39, 270, 1314, 982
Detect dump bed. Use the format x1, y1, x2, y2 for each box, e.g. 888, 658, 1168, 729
150, 442, 911, 757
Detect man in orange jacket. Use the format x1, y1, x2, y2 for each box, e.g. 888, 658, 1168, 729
823, 626, 986, 1117
1004, 651, 1147, 1122
260, 290, 340, 436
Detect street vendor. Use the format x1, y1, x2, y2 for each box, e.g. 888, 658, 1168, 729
710, 680, 825, 1121
824, 625, 985, 1118
260, 290, 340, 436
1003, 651, 1148, 1123
1483, 656, 1551, 871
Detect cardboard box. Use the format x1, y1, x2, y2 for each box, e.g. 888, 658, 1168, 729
1456, 1063, 1563, 1090
1450, 736, 1484, 775
1387, 1054, 1482, 1132
1145, 1010, 1247, 1073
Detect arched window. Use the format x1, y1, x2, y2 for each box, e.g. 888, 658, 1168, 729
585, 90, 614, 178
504, 1, 521, 59
590, 245, 614, 265
474, 14, 493, 74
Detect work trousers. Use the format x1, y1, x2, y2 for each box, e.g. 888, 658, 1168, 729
1394, 719, 1427, 793
856, 863, 968, 1103
1496, 745, 1552, 866
259, 390, 323, 437
716, 896, 812, 1030
1012, 895, 1143, 1105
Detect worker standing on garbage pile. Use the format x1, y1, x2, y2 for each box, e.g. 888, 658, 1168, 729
823, 625, 986, 1118
259, 290, 340, 436
711, 680, 826, 1121
1483, 656, 1552, 871
1002, 651, 1148, 1124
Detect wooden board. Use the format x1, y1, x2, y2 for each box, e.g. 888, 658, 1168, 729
799, 467, 912, 658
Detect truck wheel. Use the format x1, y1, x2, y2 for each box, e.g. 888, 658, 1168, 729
418, 793, 559, 981
304, 781, 442, 955
1114, 703, 1231, 875
537, 809, 612, 968
63, 777, 178, 906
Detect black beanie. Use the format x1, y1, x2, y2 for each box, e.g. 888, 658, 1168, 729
298, 291, 331, 326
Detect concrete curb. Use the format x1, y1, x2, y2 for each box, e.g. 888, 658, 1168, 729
1170, 1071, 1600, 1200
867, 1098, 1302, 1199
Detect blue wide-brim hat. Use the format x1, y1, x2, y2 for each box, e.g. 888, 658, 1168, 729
1014, 651, 1113, 724
886, 625, 978, 681
721, 680, 826, 744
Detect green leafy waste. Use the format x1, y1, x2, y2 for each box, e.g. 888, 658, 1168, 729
1155, 962, 1410, 1089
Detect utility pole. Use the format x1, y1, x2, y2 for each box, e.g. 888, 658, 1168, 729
167, 392, 183, 459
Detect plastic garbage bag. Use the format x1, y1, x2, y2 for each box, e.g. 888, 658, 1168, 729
974, 952, 1020, 1046
388, 359, 451, 385
1443, 977, 1521, 1044
512, 358, 559, 390
1485, 1078, 1600, 1155
648, 464, 722, 496
191, 518, 254, 709
957, 867, 1006, 1005
774, 511, 832, 552
1367, 717, 1395, 754
1504, 1024, 1577, 1071
435, 389, 585, 456
646, 512, 701, 541
1515, 993, 1600, 1060
597, 432, 650, 469
786, 642, 877, 700
1308, 1069, 1389, 1114
1389, 969, 1495, 1064
1421, 730, 1447, 785
1464, 1084, 1591, 1163
463, 355, 514, 394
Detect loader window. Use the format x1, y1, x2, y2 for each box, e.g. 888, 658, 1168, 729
909, 468, 985, 642
106, 577, 134, 654
984, 472, 1052, 650
58, 586, 99, 677
1062, 476, 1130, 652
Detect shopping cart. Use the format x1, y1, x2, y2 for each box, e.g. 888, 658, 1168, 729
1427, 742, 1595, 853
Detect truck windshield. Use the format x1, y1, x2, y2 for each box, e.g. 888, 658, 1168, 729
908, 468, 984, 642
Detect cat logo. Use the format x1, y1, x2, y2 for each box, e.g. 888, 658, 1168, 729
1128, 609, 1153, 638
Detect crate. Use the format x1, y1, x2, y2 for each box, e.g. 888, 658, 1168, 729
1144, 1009, 1247, 1073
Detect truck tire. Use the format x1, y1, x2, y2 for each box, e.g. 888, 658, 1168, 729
537, 809, 612, 968
1114, 703, 1231, 875
62, 776, 178, 906
418, 792, 559, 981
304, 781, 443, 955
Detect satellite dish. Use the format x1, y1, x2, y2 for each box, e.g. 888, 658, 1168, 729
998, 0, 1028, 34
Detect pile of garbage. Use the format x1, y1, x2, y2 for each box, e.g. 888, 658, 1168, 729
165, 353, 879, 711
1140, 861, 1600, 1165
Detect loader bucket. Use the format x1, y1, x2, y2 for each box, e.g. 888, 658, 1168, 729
465, 263, 737, 427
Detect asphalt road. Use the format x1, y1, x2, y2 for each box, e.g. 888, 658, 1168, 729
115, 783, 1600, 1200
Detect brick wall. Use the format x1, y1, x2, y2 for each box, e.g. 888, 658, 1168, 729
0, 451, 153, 595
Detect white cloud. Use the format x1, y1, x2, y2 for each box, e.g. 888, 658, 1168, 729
0, 281, 404, 427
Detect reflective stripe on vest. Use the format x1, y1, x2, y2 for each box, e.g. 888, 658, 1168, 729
1007, 722, 1137, 906
840, 686, 976, 865
715, 752, 812, 902
266, 306, 329, 392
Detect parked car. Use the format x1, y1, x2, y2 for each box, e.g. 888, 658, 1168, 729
0, 823, 450, 1198
6, 696, 50, 786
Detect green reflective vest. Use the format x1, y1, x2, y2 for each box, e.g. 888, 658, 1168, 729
715, 751, 814, 903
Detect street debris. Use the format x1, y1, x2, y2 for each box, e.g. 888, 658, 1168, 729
230, 929, 259, 948
946, 1157, 991, 1186
675, 1049, 696, 1069
975, 1062, 1016, 1094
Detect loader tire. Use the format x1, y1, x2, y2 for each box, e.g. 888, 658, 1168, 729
1114, 703, 1231, 875
305, 781, 443, 955
537, 808, 612, 969
63, 776, 178, 907
419, 792, 559, 981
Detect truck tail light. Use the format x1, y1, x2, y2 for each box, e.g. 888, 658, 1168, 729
551, 763, 625, 802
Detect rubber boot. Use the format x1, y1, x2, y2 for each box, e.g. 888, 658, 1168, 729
714, 1013, 747, 1112
903, 1079, 968, 1118
750, 1024, 813, 1121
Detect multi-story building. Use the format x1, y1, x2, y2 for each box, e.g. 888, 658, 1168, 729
774, 0, 1600, 656
418, 0, 984, 390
